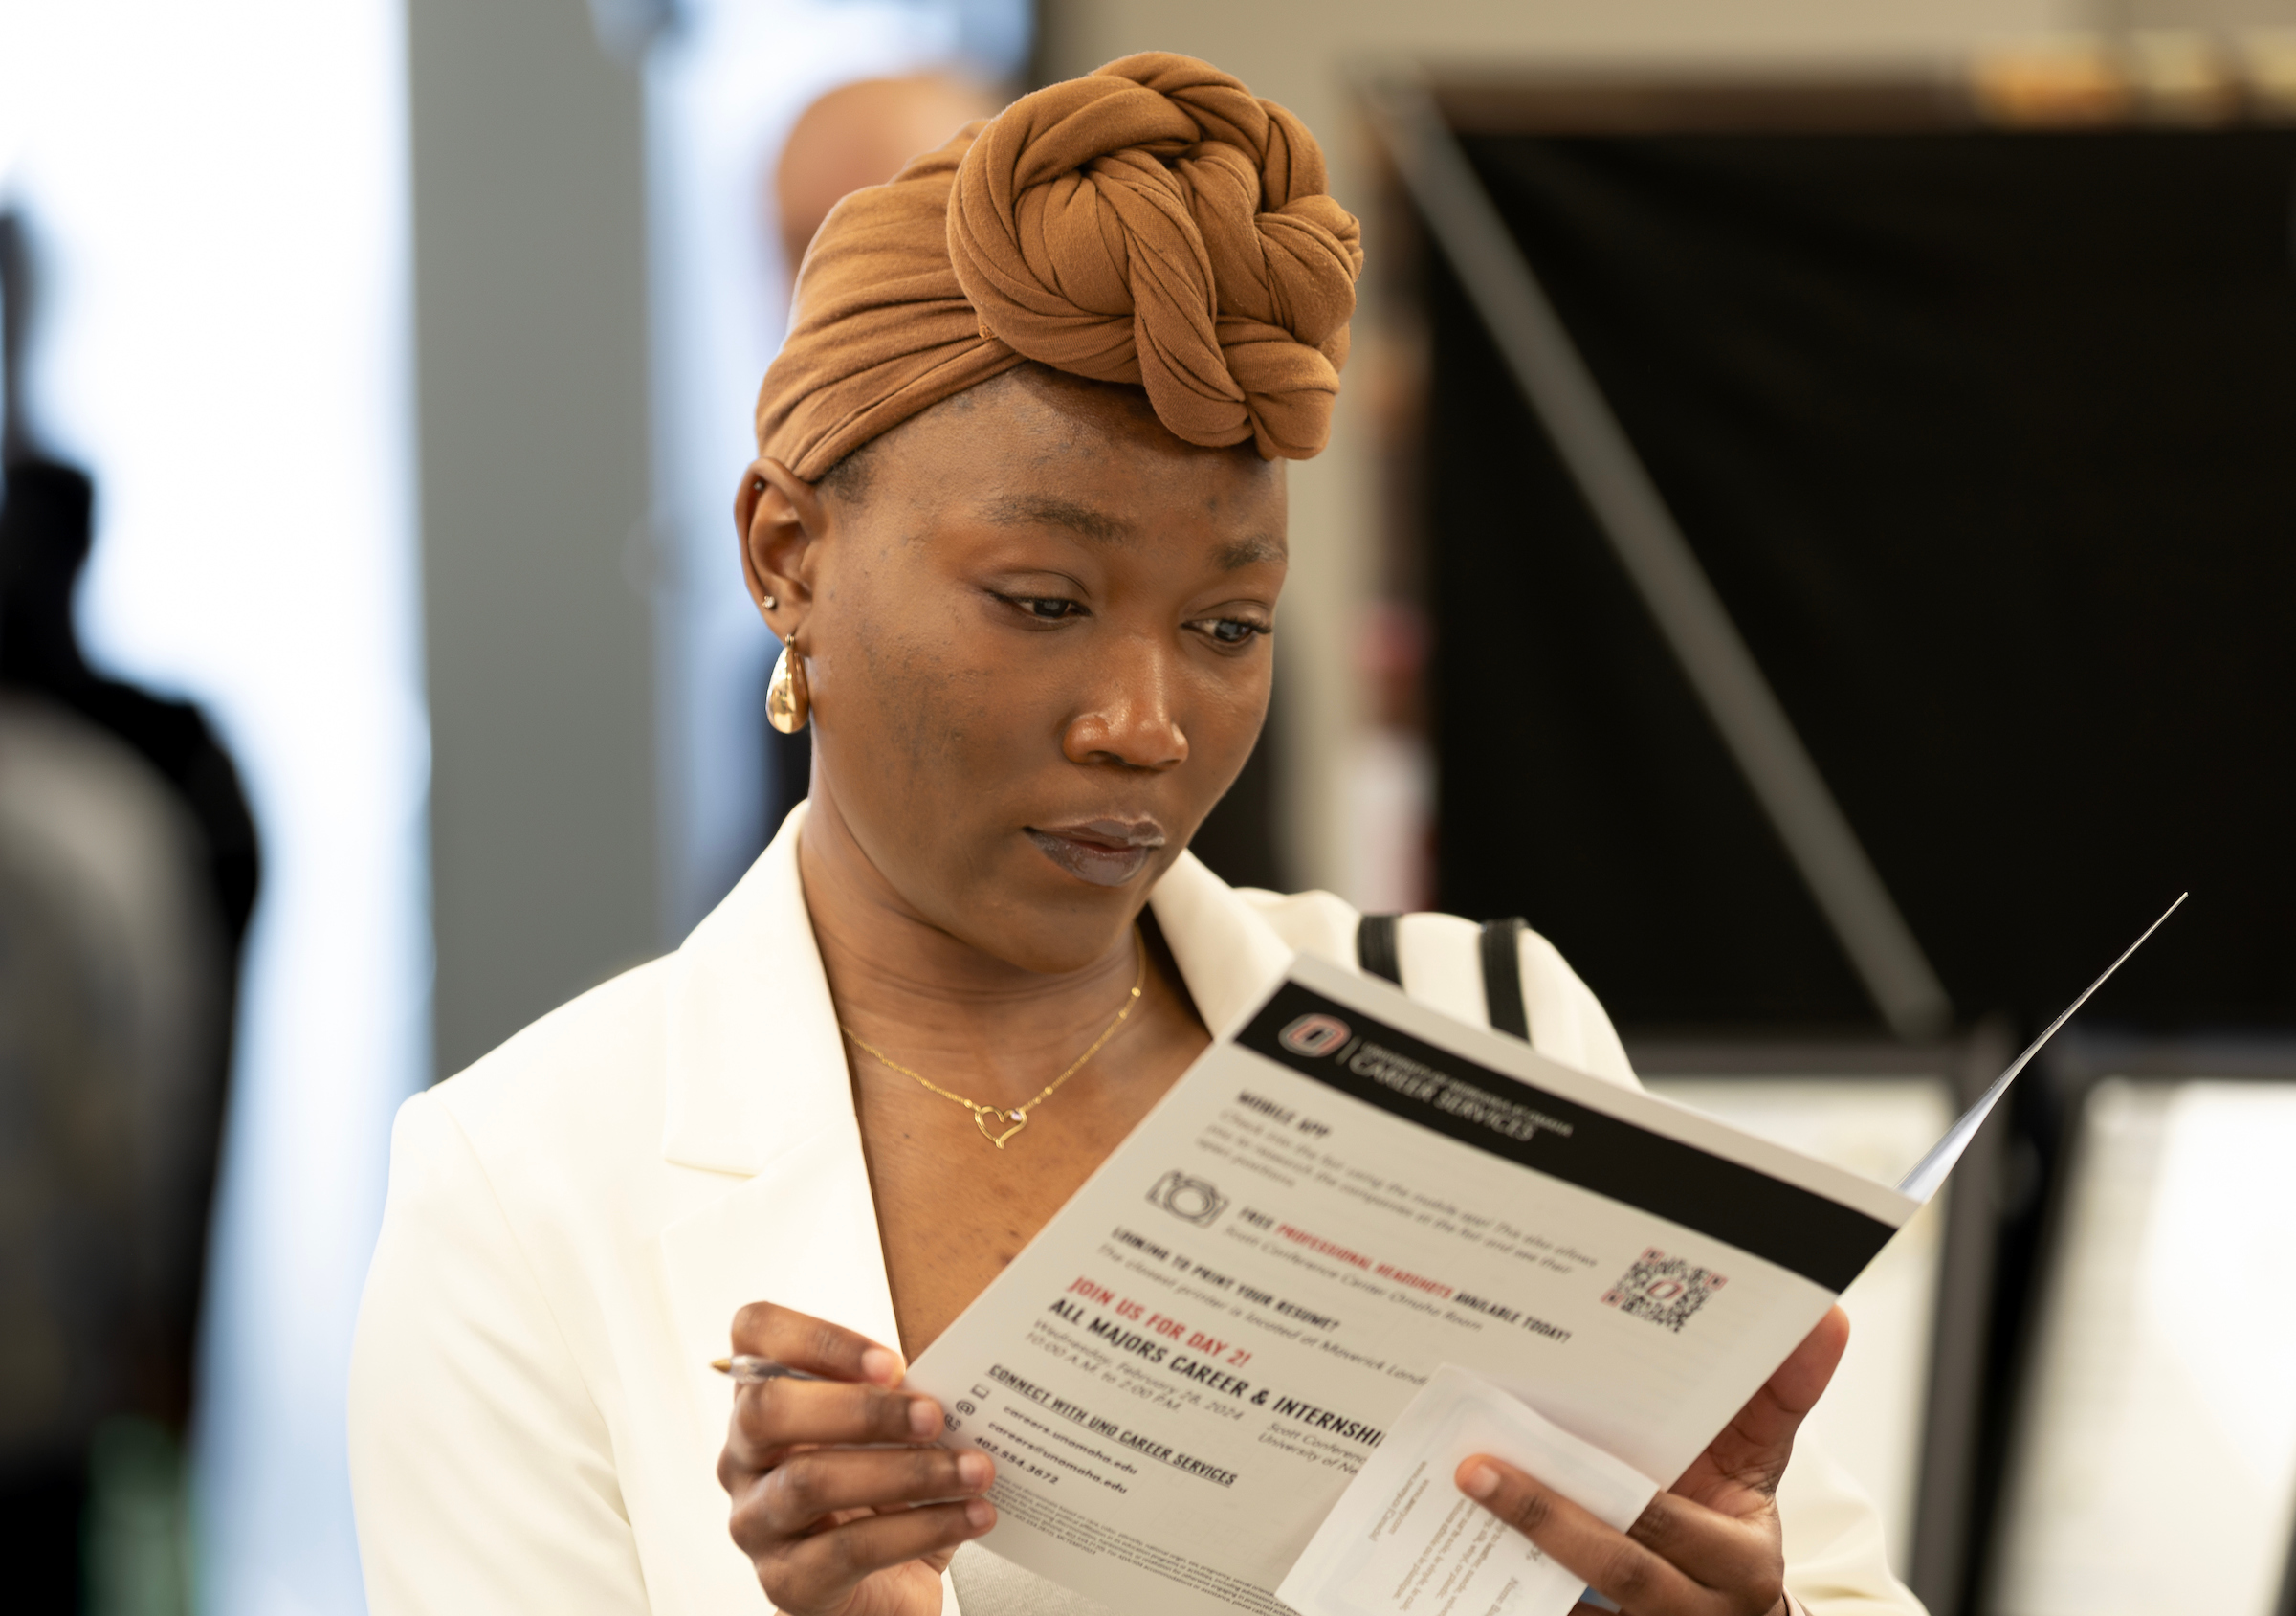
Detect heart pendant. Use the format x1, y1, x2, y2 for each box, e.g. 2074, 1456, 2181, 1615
975, 1107, 1028, 1148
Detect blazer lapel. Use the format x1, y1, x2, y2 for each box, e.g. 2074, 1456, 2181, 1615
661, 803, 850, 1178
1149, 850, 1296, 1034
655, 804, 903, 1407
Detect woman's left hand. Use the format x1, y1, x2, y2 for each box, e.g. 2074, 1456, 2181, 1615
1454, 1305, 1849, 1616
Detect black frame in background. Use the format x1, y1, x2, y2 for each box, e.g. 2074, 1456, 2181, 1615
1412, 94, 2296, 1031
1392, 70, 2296, 1616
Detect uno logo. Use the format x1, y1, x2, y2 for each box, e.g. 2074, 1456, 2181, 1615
1279, 1013, 1351, 1057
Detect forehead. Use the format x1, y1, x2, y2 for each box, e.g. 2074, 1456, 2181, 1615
851, 366, 1288, 544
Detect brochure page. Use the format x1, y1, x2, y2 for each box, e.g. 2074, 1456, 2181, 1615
905, 953, 1916, 1616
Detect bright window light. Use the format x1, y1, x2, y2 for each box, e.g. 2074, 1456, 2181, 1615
1992, 1078, 2296, 1616
0, 2, 423, 1612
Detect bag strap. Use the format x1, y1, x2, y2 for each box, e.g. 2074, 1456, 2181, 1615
1479, 917, 1531, 1042
1355, 913, 1402, 985
1357, 912, 1534, 1046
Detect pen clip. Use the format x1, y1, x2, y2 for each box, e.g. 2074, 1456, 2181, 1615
712, 1355, 825, 1384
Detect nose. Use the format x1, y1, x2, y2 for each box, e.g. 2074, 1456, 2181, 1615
1062, 632, 1189, 771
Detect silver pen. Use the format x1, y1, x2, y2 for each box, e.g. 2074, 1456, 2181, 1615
711, 1355, 825, 1384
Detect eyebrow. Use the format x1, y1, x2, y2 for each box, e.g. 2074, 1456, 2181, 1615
1215, 536, 1287, 571
981, 496, 1286, 572
980, 495, 1138, 544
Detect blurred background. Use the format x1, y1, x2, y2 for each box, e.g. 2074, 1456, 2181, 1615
2, 0, 2292, 1613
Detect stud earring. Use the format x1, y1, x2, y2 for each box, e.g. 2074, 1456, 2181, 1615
760, 594, 778, 610
767, 633, 810, 733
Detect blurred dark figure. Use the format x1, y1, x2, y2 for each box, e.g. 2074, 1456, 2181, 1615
771, 73, 1003, 276
0, 211, 257, 1612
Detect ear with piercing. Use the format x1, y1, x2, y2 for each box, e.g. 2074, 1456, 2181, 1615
751, 476, 776, 612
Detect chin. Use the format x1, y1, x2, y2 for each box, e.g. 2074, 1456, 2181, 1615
961, 850, 1159, 975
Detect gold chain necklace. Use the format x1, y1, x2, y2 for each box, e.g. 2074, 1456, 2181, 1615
839, 931, 1146, 1149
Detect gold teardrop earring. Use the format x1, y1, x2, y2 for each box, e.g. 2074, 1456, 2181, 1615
767, 631, 810, 733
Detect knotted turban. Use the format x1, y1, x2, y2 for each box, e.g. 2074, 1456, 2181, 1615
754, 53, 1364, 481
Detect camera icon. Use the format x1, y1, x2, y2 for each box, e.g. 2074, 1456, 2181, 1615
1146, 1170, 1227, 1227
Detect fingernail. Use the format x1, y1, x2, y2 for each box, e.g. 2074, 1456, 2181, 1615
957, 1451, 991, 1489
861, 1346, 904, 1384
1462, 1464, 1501, 1500
964, 1497, 995, 1531
909, 1399, 941, 1439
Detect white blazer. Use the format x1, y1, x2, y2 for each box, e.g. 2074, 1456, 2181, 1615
349, 807, 1924, 1616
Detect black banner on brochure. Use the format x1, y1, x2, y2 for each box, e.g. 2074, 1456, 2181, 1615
1236, 981, 1895, 1291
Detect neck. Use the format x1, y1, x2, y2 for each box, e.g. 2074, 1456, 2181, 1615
798, 784, 1149, 1107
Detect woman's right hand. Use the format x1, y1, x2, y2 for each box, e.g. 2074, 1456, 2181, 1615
718, 1302, 998, 1616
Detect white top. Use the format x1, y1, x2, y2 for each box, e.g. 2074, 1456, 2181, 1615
348, 806, 1926, 1616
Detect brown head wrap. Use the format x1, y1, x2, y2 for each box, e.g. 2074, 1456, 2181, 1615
754, 53, 1363, 482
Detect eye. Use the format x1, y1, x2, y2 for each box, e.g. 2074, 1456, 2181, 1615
998, 593, 1087, 624
1193, 616, 1268, 649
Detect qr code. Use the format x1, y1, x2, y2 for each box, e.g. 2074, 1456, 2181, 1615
1601, 1249, 1726, 1334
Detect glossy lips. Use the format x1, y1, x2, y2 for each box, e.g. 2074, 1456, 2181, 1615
1025, 818, 1167, 888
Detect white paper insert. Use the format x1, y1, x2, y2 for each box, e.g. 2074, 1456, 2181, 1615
1279, 1364, 1657, 1616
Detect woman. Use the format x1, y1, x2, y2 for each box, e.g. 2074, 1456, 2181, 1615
349, 54, 1921, 1616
